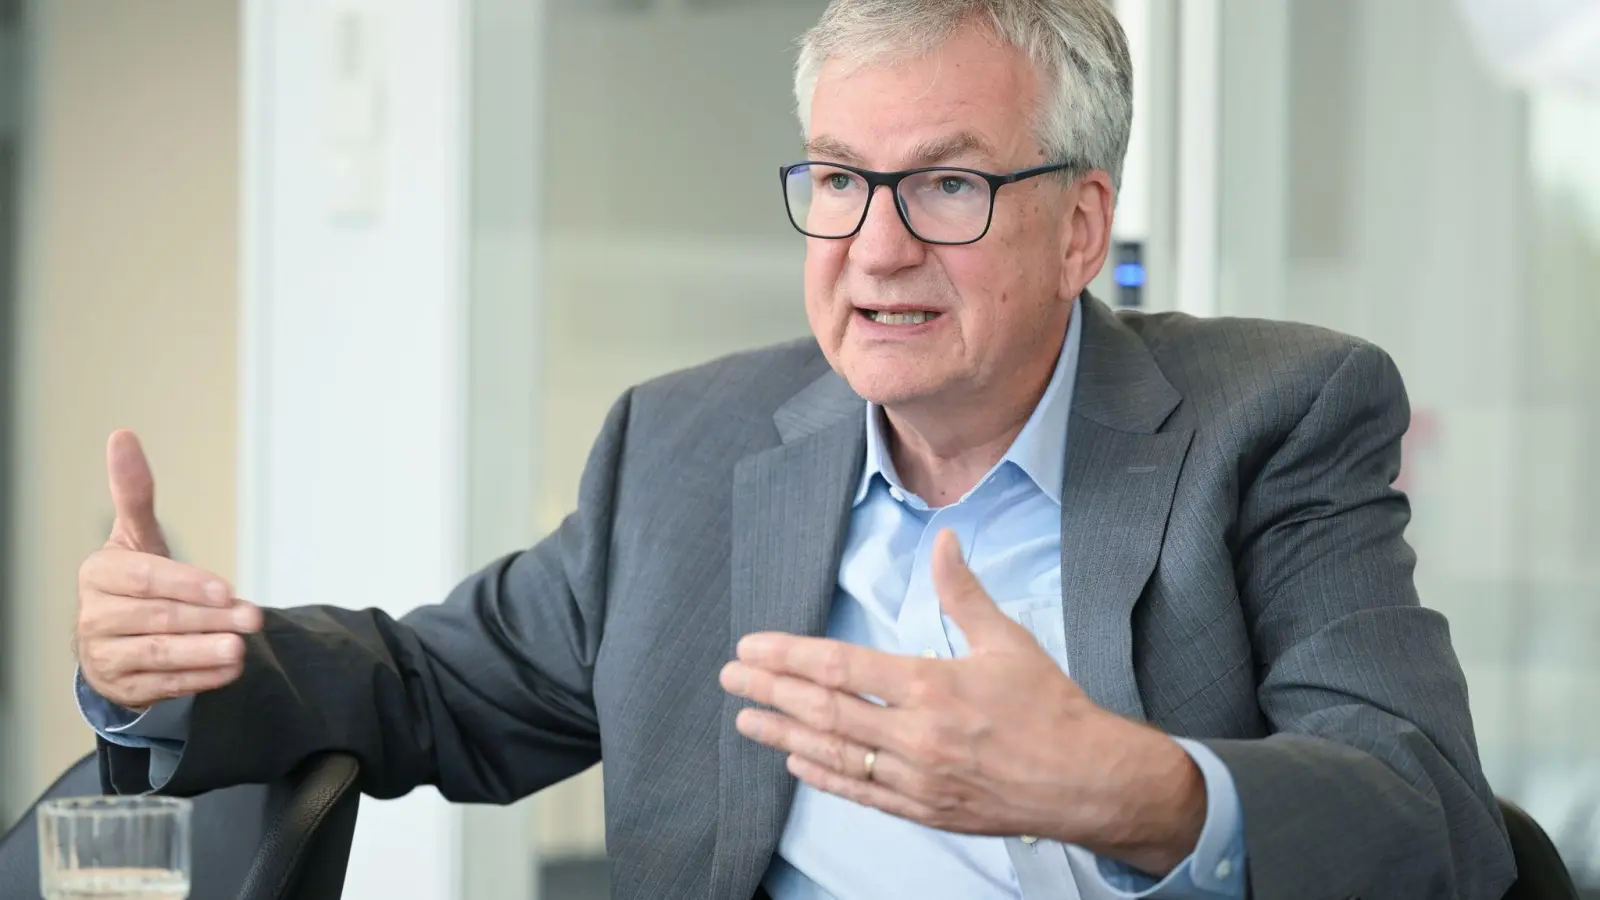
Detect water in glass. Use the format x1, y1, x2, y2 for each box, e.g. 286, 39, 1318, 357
37, 795, 192, 900
42, 867, 189, 900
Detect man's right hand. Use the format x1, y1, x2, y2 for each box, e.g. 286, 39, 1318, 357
76, 430, 263, 711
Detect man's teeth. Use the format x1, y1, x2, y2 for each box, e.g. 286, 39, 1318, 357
868, 310, 938, 325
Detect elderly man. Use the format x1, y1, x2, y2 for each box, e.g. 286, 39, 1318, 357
74, 1, 1515, 898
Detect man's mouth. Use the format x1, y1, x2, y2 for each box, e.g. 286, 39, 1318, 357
858, 309, 941, 326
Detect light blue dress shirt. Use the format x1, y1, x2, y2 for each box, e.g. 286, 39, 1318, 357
79, 305, 1246, 899
75, 672, 191, 786
760, 310, 1247, 900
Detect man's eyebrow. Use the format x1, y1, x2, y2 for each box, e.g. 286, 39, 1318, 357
904, 132, 994, 166
804, 131, 997, 168
804, 136, 863, 164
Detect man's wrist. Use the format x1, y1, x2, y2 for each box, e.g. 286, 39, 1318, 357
1076, 725, 1208, 877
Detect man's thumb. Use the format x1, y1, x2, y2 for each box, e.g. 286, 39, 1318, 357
106, 430, 169, 556
930, 529, 1019, 648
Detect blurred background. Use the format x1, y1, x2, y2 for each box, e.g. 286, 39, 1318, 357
0, 0, 1596, 898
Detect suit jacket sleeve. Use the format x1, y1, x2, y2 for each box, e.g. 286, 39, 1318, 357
1200, 343, 1515, 899
101, 390, 635, 803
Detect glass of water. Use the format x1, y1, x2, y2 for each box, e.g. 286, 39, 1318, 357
37, 795, 192, 899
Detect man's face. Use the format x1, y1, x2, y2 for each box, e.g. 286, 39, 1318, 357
802, 24, 1100, 411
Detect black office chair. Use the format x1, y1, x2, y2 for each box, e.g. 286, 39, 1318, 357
0, 749, 360, 900
1500, 796, 1582, 900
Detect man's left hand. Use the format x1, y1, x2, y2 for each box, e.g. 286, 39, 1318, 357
720, 529, 1207, 876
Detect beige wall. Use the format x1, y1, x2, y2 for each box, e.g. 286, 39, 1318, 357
5, 0, 238, 817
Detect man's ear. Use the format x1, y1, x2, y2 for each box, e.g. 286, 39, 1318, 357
1059, 170, 1116, 301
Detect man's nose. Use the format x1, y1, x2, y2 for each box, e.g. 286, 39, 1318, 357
848, 185, 926, 275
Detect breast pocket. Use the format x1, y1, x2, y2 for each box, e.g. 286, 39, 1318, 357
946, 594, 1069, 675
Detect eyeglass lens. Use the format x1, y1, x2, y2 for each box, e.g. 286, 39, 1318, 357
783, 163, 994, 243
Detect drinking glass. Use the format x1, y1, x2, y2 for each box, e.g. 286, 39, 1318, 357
37, 796, 191, 899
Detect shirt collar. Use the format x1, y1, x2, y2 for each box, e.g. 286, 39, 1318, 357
854, 300, 1083, 507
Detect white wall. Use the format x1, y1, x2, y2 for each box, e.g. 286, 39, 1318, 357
238, 1, 470, 896
461, 0, 545, 893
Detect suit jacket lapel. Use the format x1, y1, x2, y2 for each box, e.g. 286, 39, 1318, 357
1060, 297, 1195, 721
711, 369, 865, 900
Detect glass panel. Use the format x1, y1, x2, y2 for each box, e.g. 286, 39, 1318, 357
1218, 0, 1600, 885
471, 0, 831, 893
536, 0, 825, 535
1518, 91, 1600, 885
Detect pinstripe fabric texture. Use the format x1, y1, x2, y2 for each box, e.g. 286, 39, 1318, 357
100, 295, 1515, 900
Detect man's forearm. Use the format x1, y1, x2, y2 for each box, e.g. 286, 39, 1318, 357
138, 604, 449, 799
136, 556, 605, 806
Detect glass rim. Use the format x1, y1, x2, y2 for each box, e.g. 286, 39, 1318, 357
39, 795, 193, 815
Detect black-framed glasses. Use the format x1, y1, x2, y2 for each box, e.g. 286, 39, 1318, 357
779, 159, 1078, 245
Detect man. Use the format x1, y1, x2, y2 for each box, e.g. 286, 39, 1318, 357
73, 1, 1515, 898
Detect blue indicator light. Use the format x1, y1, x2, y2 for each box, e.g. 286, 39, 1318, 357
1113, 262, 1146, 288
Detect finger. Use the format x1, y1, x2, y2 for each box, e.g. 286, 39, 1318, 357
93, 633, 246, 677
741, 711, 939, 804
106, 430, 169, 556
721, 661, 902, 748
735, 633, 919, 706
786, 754, 937, 825
84, 596, 262, 639
82, 549, 234, 607
109, 664, 245, 707
735, 708, 881, 779
930, 529, 1027, 649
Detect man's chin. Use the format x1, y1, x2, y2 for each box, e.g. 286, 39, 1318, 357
836, 366, 948, 409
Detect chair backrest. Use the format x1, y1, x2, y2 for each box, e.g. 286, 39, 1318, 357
0, 749, 360, 900
1499, 796, 1581, 900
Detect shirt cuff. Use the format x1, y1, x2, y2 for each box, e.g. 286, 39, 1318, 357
75, 669, 194, 790
74, 668, 194, 749
1088, 737, 1248, 898
147, 746, 183, 788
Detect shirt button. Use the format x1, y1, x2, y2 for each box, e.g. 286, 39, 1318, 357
1214, 859, 1233, 879
888, 486, 906, 502
921, 648, 938, 659
1020, 835, 1038, 845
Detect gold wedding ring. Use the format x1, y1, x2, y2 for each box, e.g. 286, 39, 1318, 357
863, 750, 878, 780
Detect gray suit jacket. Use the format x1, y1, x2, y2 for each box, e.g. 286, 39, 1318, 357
102, 295, 1516, 899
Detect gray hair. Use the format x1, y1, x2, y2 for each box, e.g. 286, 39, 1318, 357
794, 0, 1133, 191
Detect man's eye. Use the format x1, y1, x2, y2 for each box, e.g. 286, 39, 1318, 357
938, 175, 977, 194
